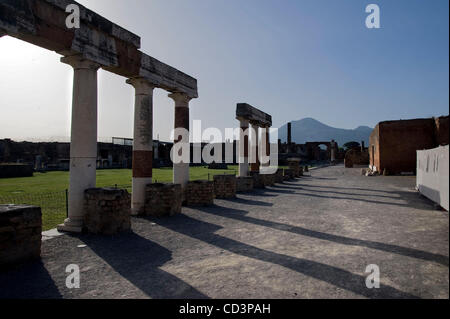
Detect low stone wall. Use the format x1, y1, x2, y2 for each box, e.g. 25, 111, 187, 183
250, 172, 265, 189
84, 188, 131, 235
214, 175, 237, 199
236, 176, 254, 193
275, 169, 284, 183
304, 166, 309, 172
284, 168, 295, 180
185, 181, 215, 206
0, 205, 42, 267
345, 149, 369, 168
145, 183, 182, 217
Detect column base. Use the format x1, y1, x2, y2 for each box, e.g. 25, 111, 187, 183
57, 218, 83, 233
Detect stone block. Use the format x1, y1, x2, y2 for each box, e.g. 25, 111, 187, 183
83, 188, 131, 235
213, 175, 237, 199
0, 205, 42, 267
144, 183, 182, 217
185, 181, 215, 206
236, 176, 254, 193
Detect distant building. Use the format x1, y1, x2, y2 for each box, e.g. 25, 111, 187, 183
369, 116, 449, 174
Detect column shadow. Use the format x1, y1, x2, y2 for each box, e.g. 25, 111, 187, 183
196, 205, 449, 267
153, 214, 420, 299
79, 232, 209, 299
0, 260, 62, 299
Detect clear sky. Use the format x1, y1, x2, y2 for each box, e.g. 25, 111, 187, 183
0, 0, 448, 142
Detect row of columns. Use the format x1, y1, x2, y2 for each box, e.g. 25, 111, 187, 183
237, 119, 271, 177
58, 55, 192, 232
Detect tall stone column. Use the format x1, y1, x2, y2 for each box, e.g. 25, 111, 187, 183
238, 118, 249, 177
169, 92, 191, 186
58, 55, 100, 233
127, 78, 155, 216
250, 123, 260, 172
330, 140, 336, 162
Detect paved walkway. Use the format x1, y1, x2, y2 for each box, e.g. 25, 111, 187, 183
1, 165, 448, 299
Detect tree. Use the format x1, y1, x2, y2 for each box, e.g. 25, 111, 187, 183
343, 141, 360, 150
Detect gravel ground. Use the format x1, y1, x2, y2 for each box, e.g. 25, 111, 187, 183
0, 165, 448, 299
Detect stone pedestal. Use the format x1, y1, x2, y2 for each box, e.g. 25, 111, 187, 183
213, 175, 237, 199
288, 158, 301, 177
284, 168, 295, 180
236, 176, 254, 193
144, 183, 182, 217
185, 181, 215, 206
262, 173, 276, 186
250, 172, 265, 189
0, 205, 42, 267
84, 188, 131, 235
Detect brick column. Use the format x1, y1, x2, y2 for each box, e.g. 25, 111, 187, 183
58, 55, 100, 233
238, 118, 249, 177
169, 92, 191, 186
250, 123, 260, 172
127, 78, 155, 215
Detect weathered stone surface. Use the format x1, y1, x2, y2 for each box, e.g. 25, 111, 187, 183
185, 181, 214, 206
0, 205, 41, 267
236, 176, 254, 193
283, 168, 295, 180
250, 172, 265, 189
261, 173, 276, 187
0, 0, 198, 98
213, 175, 237, 199
275, 169, 284, 183
83, 188, 131, 235
236, 103, 272, 127
288, 158, 301, 177
144, 183, 182, 217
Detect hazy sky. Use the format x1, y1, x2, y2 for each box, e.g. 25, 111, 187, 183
0, 0, 448, 142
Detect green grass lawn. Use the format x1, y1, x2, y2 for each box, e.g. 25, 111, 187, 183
0, 166, 239, 230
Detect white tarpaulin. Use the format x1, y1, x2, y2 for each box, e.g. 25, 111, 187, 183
416, 145, 449, 211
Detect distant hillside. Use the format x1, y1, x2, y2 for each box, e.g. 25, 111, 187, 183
278, 118, 373, 146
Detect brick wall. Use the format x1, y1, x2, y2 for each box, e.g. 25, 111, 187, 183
185, 181, 215, 206
213, 175, 237, 199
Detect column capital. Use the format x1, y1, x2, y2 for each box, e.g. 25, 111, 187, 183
126, 77, 156, 95
61, 55, 101, 71
168, 92, 192, 105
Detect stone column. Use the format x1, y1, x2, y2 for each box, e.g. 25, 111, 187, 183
127, 78, 155, 215
58, 55, 100, 233
330, 140, 336, 162
261, 126, 270, 166
169, 92, 191, 186
238, 118, 249, 177
250, 123, 260, 172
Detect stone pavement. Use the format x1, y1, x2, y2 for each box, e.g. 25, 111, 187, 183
0, 165, 448, 299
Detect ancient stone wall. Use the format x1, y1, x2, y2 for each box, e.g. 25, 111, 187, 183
144, 183, 182, 217
0, 205, 42, 267
283, 168, 295, 180
345, 149, 369, 168
262, 173, 276, 186
236, 176, 254, 192
84, 188, 131, 235
435, 116, 449, 146
250, 172, 265, 189
213, 175, 237, 199
185, 181, 215, 206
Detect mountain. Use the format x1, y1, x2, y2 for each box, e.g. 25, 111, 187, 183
278, 118, 373, 146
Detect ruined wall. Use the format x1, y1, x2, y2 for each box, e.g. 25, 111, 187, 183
0, 205, 42, 267
375, 119, 436, 174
